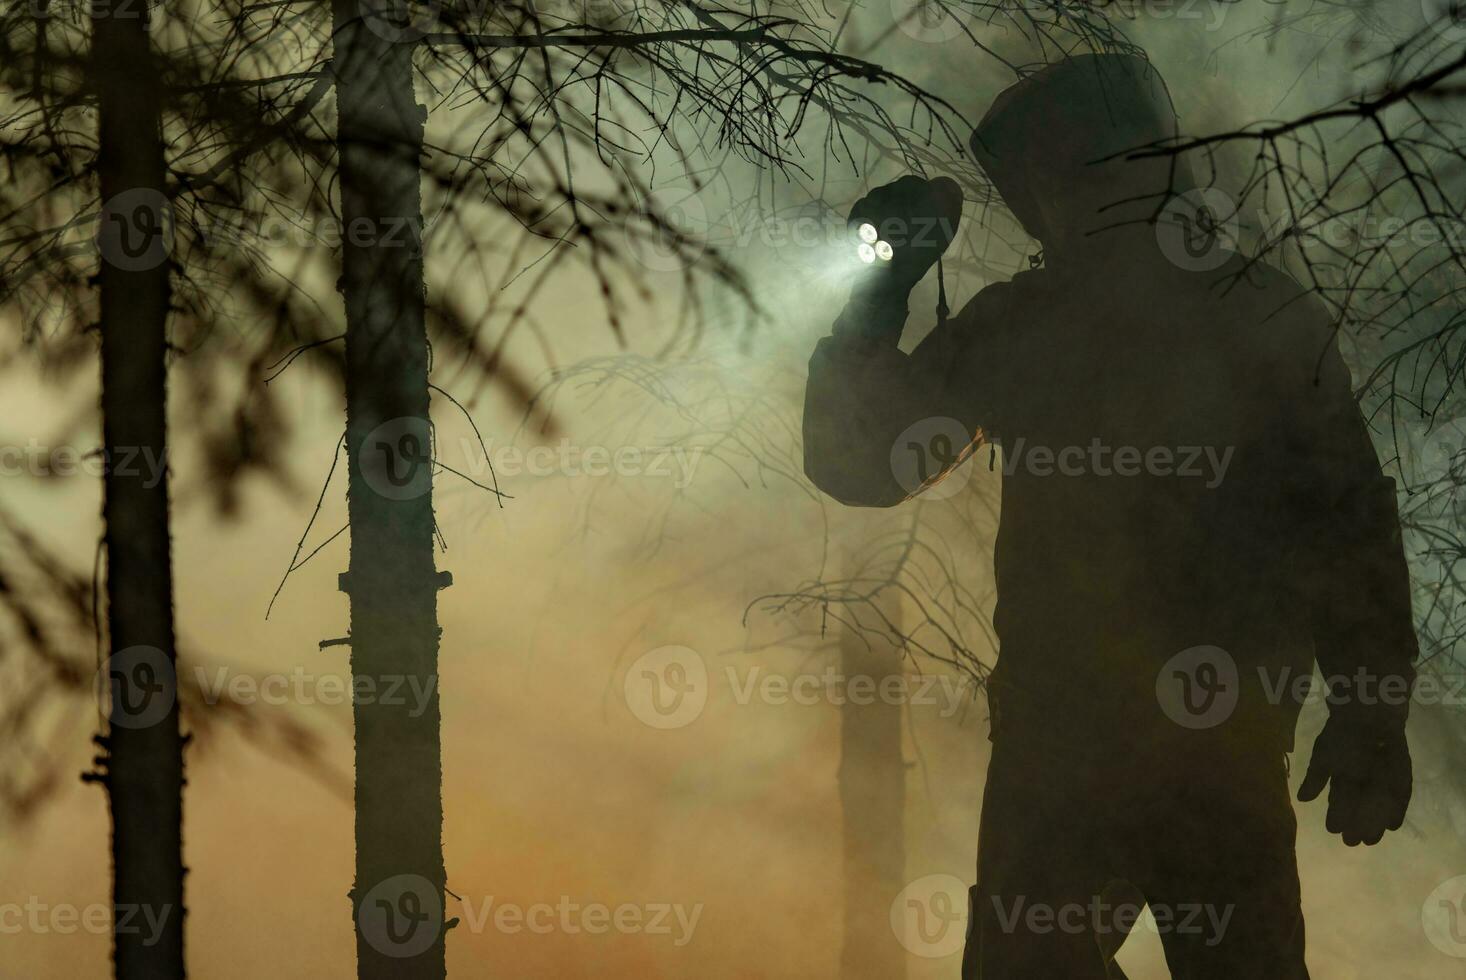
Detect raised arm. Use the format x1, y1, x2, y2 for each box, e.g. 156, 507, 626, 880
803, 176, 996, 507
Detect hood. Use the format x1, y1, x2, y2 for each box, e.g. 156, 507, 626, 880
969, 54, 1194, 244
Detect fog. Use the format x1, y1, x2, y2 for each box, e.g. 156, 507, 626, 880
3, 2, 1466, 977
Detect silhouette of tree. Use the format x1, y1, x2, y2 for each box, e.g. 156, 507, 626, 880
89, 5, 187, 976
314, 5, 1039, 975
0, 2, 340, 976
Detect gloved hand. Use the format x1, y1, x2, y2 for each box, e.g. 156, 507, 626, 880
847, 175, 963, 297
1297, 714, 1412, 846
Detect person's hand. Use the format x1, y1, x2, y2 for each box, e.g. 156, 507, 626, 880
847, 175, 963, 297
1298, 715, 1412, 846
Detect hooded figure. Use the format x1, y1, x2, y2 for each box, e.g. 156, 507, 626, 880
803, 54, 1417, 978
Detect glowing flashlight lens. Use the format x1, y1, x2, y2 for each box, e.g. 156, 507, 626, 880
875, 240, 894, 262
857, 243, 876, 264
858, 223, 879, 244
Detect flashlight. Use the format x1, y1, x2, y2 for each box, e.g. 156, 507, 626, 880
856, 222, 894, 264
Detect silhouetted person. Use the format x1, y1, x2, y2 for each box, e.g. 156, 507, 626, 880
804, 54, 1418, 979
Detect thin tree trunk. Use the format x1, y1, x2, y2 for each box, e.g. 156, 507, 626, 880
839, 605, 906, 980
332, 3, 446, 978
91, 0, 186, 975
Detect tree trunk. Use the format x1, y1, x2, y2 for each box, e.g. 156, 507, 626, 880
332, 4, 446, 978
91, 1, 186, 976
839, 606, 906, 980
